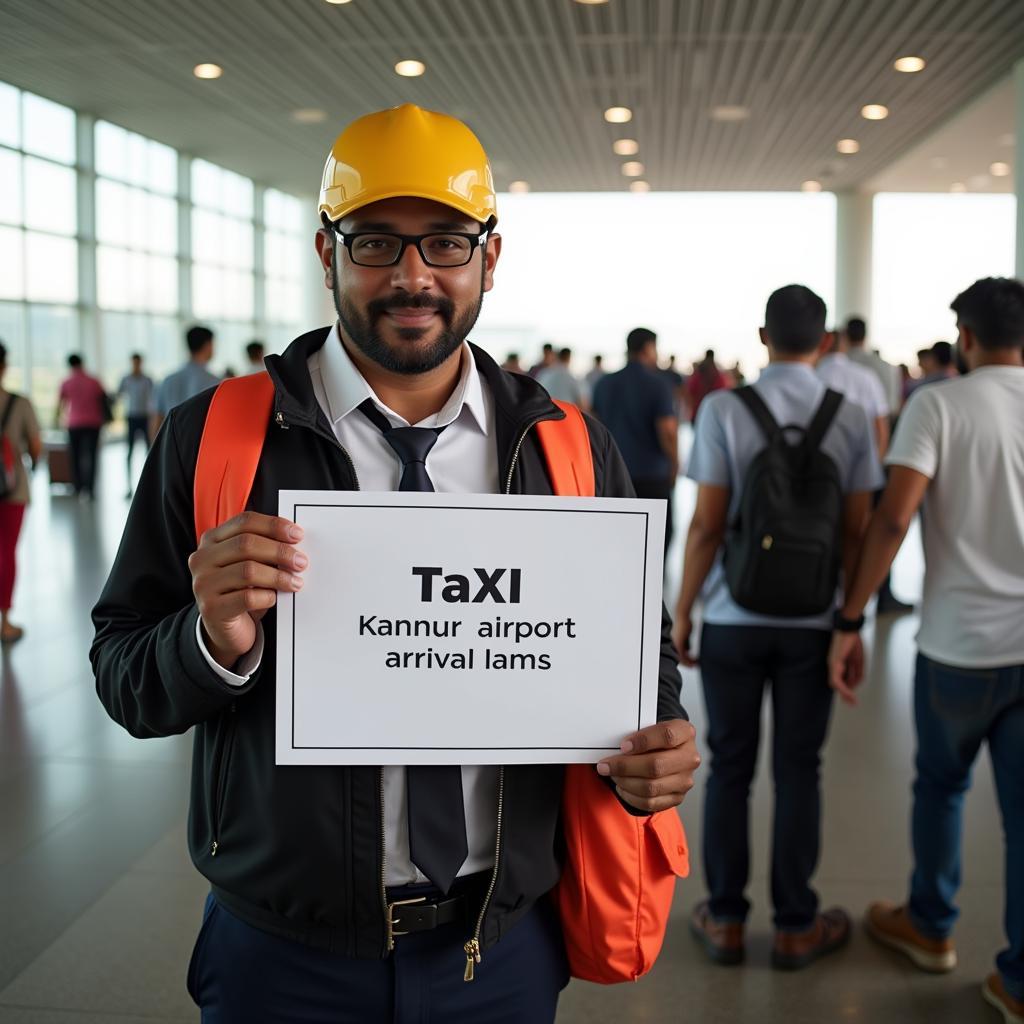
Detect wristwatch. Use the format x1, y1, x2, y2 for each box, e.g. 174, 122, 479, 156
833, 610, 865, 632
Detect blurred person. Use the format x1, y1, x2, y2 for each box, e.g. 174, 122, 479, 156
916, 346, 937, 381
57, 354, 106, 500
152, 325, 219, 434
593, 328, 678, 557
118, 352, 154, 498
841, 318, 912, 615
537, 346, 589, 409
500, 352, 524, 373
585, 353, 606, 393
727, 363, 746, 388
527, 342, 555, 378
899, 363, 914, 402
0, 341, 41, 643
662, 355, 686, 415
844, 317, 902, 417
686, 349, 729, 424
816, 326, 890, 457
676, 285, 882, 970
829, 277, 1024, 1022
245, 340, 266, 374
912, 341, 957, 392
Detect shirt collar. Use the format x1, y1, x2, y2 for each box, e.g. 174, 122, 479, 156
759, 361, 819, 381
315, 322, 489, 434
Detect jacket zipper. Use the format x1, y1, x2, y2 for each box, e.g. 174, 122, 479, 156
210, 702, 237, 856
379, 767, 392, 952
504, 414, 557, 495
463, 766, 505, 981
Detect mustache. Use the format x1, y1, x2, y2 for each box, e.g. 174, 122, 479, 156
367, 293, 454, 320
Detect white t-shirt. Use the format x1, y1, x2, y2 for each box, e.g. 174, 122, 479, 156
817, 352, 890, 420
886, 366, 1024, 667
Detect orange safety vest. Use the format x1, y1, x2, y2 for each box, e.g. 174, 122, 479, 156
194, 372, 689, 984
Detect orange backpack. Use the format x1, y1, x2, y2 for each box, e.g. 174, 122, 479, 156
194, 373, 688, 984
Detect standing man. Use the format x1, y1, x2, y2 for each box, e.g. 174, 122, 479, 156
91, 104, 697, 1023
816, 330, 890, 459
152, 325, 219, 434
584, 354, 606, 395
686, 349, 729, 424
537, 346, 589, 409
829, 277, 1024, 1023
841, 317, 913, 615
593, 327, 678, 558
675, 285, 882, 970
57, 354, 107, 501
118, 352, 154, 498
244, 340, 266, 374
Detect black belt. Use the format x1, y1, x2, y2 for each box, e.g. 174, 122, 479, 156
384, 872, 487, 945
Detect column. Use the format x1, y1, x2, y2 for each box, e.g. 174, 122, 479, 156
834, 190, 874, 324
1015, 57, 1023, 278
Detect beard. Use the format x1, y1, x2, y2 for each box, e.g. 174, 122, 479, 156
333, 273, 484, 376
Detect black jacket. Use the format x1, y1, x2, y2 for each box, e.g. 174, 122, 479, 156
91, 328, 686, 960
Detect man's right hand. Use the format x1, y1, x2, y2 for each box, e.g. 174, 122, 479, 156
189, 512, 307, 670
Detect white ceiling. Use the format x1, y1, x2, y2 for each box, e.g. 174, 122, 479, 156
0, 0, 1021, 198
868, 74, 1015, 193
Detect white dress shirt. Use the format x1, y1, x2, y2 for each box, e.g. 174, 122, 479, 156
199, 324, 501, 885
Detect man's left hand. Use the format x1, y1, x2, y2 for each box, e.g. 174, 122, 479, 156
596, 719, 700, 813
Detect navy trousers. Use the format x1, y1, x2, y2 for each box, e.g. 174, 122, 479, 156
187, 892, 569, 1023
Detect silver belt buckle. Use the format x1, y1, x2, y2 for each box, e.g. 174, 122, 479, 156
386, 895, 427, 948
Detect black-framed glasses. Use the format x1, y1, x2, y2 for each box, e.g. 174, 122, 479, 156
331, 228, 488, 268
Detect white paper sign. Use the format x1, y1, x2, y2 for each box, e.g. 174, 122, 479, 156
275, 491, 666, 765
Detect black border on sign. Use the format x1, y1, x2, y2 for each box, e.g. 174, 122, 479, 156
289, 501, 653, 751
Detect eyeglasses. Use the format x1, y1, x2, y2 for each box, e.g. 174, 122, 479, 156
331, 227, 488, 268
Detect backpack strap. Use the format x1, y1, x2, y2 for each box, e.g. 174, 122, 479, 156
734, 386, 781, 441
194, 373, 275, 541
804, 388, 843, 453
534, 401, 595, 497
0, 393, 18, 434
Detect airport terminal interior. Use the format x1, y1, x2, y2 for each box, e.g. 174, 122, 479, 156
1, 1, 1023, 1022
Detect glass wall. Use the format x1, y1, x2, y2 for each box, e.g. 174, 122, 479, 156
0, 77, 314, 422
872, 193, 1017, 368
0, 83, 79, 416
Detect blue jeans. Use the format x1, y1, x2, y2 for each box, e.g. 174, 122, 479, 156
699, 624, 834, 931
909, 653, 1024, 1000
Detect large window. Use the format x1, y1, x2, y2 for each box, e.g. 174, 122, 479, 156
0, 82, 78, 417
263, 188, 308, 350
872, 193, 1017, 367
191, 159, 255, 326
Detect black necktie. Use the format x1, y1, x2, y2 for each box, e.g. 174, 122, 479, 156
358, 399, 468, 893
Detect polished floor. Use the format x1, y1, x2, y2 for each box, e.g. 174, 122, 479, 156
0, 438, 1008, 1023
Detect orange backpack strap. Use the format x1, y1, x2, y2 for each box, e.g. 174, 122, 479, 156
193, 373, 276, 541
534, 400, 595, 498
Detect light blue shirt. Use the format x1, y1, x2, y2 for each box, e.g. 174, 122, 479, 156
687, 362, 884, 630
154, 361, 220, 416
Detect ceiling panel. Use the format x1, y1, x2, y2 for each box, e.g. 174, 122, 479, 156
0, 0, 1020, 198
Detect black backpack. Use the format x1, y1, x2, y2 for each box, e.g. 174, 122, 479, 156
723, 386, 844, 617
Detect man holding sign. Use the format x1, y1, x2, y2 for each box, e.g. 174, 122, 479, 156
91, 105, 697, 1022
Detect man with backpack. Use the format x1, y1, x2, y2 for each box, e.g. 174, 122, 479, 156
90, 104, 697, 1022
674, 284, 882, 969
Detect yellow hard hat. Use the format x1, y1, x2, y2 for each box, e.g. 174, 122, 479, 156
319, 104, 498, 227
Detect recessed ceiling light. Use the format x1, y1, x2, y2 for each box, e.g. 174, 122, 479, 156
990, 161, 1011, 177
801, 180, 822, 193
998, 133, 1015, 147
894, 56, 926, 73
292, 108, 327, 124
621, 161, 644, 177
629, 180, 650, 193
575, 0, 610, 4
837, 138, 860, 154
710, 105, 750, 122
861, 104, 889, 120
324, 0, 352, 4
613, 139, 639, 156
950, 182, 967, 193
193, 63, 223, 80
395, 59, 426, 77
929, 156, 948, 170
604, 106, 632, 124
508, 180, 530, 193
